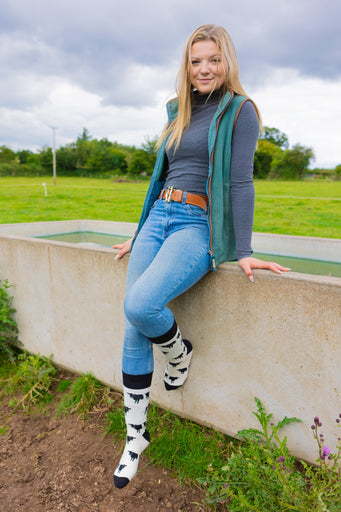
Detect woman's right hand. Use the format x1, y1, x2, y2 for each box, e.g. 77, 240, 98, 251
113, 237, 133, 260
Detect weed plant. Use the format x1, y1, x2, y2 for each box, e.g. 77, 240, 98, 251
0, 279, 22, 362
57, 373, 113, 420
106, 401, 231, 484
5, 352, 57, 409
199, 398, 341, 511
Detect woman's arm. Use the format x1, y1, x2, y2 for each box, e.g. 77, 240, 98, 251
230, 101, 289, 281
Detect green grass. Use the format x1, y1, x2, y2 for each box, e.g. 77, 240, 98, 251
57, 373, 112, 419
0, 176, 149, 224
105, 401, 231, 484
253, 180, 341, 238
0, 176, 340, 238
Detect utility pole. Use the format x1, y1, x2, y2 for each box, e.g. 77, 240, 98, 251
52, 127, 57, 185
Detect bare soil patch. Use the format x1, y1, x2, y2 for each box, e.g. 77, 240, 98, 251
0, 372, 210, 512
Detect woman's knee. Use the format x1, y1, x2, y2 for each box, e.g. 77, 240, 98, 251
124, 288, 149, 326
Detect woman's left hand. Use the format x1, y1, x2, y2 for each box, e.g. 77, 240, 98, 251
238, 256, 290, 283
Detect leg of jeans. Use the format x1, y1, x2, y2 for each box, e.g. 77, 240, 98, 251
122, 209, 165, 376
124, 222, 210, 338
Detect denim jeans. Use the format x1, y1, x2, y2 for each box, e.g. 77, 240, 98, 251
122, 198, 211, 376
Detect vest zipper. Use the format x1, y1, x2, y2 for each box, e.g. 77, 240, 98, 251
207, 92, 234, 271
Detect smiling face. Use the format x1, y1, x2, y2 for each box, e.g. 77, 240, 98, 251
189, 39, 227, 95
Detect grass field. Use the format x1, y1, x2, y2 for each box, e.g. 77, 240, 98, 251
0, 176, 340, 238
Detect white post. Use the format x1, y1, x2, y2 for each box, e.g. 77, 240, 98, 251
52, 127, 57, 185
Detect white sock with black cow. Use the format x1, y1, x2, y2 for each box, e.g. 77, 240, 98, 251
113, 373, 151, 489
149, 321, 193, 391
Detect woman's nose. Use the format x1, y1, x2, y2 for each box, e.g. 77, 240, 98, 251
200, 61, 209, 74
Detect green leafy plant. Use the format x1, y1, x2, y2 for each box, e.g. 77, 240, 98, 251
106, 401, 231, 484
0, 279, 22, 363
57, 373, 113, 420
199, 398, 341, 511
6, 352, 57, 409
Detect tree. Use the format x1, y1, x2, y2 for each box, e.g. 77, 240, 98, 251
259, 127, 289, 150
56, 147, 77, 173
254, 151, 272, 179
254, 140, 283, 179
38, 146, 53, 172
17, 149, 33, 164
282, 144, 314, 179
129, 149, 155, 176
270, 144, 314, 179
0, 146, 16, 164
335, 164, 341, 180
85, 139, 128, 174
141, 137, 158, 158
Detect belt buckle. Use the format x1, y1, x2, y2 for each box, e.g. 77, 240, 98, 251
165, 186, 174, 203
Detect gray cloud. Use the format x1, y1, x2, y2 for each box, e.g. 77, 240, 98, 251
1, 0, 340, 111
0, 0, 340, 166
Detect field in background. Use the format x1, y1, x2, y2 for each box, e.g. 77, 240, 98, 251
0, 176, 340, 238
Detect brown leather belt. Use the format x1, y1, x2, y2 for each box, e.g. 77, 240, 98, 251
159, 186, 208, 212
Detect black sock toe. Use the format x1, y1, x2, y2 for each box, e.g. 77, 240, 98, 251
113, 475, 130, 489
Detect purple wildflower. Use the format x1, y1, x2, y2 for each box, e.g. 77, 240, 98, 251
314, 416, 319, 423
322, 446, 331, 457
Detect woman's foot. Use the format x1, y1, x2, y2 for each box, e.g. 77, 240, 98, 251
113, 383, 151, 489
164, 339, 193, 390
113, 429, 150, 488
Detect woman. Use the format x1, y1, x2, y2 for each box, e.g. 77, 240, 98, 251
112, 24, 289, 489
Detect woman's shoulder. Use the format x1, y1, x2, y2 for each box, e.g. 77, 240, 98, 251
233, 98, 259, 133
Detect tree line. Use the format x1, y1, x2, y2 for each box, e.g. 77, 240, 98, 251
0, 126, 340, 180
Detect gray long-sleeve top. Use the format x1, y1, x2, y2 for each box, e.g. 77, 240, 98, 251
164, 91, 259, 260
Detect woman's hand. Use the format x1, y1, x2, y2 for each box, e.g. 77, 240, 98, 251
238, 256, 290, 283
113, 237, 133, 260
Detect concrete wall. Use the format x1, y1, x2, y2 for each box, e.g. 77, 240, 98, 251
0, 226, 340, 463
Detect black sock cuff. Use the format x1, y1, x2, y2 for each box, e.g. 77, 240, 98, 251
148, 319, 178, 344
122, 371, 153, 389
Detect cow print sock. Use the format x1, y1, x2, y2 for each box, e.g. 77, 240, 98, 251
113, 378, 151, 489
149, 321, 193, 391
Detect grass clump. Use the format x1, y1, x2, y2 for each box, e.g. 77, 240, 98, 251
199, 398, 341, 511
57, 373, 113, 420
106, 400, 231, 484
4, 352, 57, 409
0, 279, 22, 363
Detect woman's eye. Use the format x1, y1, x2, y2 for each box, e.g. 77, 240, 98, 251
191, 60, 199, 65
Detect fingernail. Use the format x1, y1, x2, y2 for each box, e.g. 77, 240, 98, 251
249, 276, 254, 283
115, 254, 119, 260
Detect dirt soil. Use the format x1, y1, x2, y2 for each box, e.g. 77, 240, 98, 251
0, 374, 211, 512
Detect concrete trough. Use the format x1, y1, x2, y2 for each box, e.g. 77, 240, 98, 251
0, 219, 340, 464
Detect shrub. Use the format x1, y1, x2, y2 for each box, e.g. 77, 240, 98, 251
0, 280, 21, 363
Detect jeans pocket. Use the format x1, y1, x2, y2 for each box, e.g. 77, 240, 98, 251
185, 204, 207, 216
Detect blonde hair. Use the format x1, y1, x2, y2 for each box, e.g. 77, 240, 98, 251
158, 24, 262, 150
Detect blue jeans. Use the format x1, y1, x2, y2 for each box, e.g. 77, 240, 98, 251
122, 198, 211, 376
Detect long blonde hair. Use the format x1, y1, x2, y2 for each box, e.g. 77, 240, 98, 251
158, 24, 262, 150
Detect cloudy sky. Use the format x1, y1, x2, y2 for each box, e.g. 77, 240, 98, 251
1, 0, 340, 168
